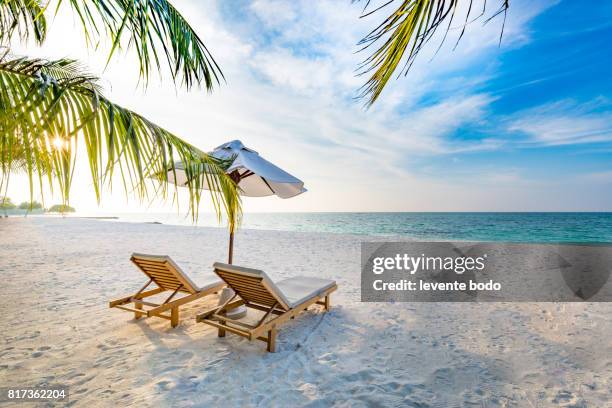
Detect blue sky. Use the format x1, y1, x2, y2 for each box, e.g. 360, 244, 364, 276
7, 0, 612, 212
429, 0, 612, 189
214, 0, 612, 211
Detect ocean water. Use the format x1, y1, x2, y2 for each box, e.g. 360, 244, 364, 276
90, 212, 612, 244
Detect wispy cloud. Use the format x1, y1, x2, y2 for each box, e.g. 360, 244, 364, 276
250, 48, 336, 95
507, 98, 612, 146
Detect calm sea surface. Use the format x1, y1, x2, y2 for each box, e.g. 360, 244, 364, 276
85, 212, 612, 244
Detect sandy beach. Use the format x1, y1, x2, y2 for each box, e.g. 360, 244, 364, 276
0, 217, 610, 407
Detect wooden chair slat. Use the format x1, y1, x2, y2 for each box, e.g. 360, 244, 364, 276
235, 294, 276, 304
140, 267, 175, 275
228, 286, 270, 295
135, 263, 172, 271
142, 274, 181, 285
223, 285, 276, 299
133, 259, 168, 267
222, 285, 278, 305
230, 289, 276, 302
216, 271, 262, 282
216, 280, 270, 293
137, 264, 173, 271
144, 276, 178, 284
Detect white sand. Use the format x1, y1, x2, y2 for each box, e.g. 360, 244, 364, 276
0, 217, 610, 407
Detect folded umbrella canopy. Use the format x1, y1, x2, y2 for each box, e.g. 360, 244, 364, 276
168, 139, 306, 200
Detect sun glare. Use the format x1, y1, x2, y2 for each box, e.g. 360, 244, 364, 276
52, 137, 65, 150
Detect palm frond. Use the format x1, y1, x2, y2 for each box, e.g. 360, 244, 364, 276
57, 0, 223, 90
0, 51, 237, 219
355, 0, 509, 107
0, 0, 47, 45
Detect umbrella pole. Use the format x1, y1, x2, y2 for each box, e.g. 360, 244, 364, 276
228, 230, 234, 264
220, 227, 244, 318
227, 170, 241, 265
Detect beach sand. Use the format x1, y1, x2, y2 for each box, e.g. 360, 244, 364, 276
0, 217, 610, 407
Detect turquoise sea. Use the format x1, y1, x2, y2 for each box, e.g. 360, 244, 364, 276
95, 212, 612, 244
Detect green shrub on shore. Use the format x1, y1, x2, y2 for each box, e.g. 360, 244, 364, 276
18, 201, 43, 210
0, 196, 16, 210
48, 204, 76, 213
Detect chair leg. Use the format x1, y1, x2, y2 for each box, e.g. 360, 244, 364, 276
170, 306, 179, 328
267, 326, 277, 352
134, 302, 144, 319
218, 319, 226, 337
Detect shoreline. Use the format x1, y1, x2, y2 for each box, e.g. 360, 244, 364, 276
6, 214, 610, 246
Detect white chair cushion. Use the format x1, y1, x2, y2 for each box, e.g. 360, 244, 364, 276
275, 277, 336, 308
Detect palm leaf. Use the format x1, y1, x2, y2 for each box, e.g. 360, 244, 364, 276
0, 51, 238, 220
356, 0, 509, 107
57, 0, 223, 90
0, 0, 47, 45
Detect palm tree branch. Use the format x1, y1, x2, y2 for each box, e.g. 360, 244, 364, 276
0, 52, 237, 219
56, 0, 224, 90
355, 0, 509, 107
0, 0, 47, 45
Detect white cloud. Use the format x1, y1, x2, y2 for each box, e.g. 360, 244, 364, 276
391, 94, 496, 153
250, 0, 298, 27
250, 48, 334, 95
507, 99, 612, 146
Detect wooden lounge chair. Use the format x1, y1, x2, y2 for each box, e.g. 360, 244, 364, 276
109, 253, 225, 328
196, 262, 337, 352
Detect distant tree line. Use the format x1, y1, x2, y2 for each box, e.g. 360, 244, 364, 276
47, 204, 76, 213
0, 196, 75, 213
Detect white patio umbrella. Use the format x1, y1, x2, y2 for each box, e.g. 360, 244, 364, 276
167, 139, 306, 263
